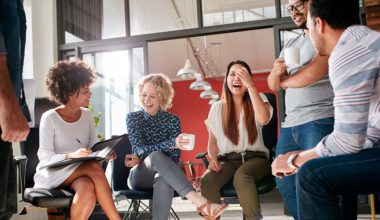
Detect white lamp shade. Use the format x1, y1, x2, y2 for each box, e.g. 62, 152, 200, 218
177, 59, 197, 79
200, 88, 219, 99
189, 74, 211, 90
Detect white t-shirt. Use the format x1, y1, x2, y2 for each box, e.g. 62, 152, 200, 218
205, 93, 273, 158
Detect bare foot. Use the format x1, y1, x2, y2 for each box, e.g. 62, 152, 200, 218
197, 201, 228, 219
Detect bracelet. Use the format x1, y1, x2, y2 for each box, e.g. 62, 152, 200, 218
287, 153, 299, 170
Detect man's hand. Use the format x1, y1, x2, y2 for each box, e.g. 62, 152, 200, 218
208, 159, 222, 172
271, 154, 297, 178
268, 58, 288, 91
271, 58, 287, 77
0, 55, 30, 142
0, 104, 30, 142
125, 154, 141, 167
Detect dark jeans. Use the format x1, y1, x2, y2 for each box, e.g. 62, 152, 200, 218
0, 135, 17, 220
297, 147, 380, 220
275, 117, 335, 219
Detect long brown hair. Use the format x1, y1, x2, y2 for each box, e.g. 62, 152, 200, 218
221, 60, 257, 145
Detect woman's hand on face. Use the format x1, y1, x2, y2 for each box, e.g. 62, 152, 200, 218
67, 148, 92, 159
236, 67, 255, 89
125, 154, 141, 167
174, 133, 190, 150
208, 160, 222, 172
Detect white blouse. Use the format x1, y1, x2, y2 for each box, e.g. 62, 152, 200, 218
205, 93, 273, 158
33, 108, 98, 189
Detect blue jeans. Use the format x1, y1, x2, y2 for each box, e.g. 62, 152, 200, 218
297, 147, 380, 220
275, 117, 334, 219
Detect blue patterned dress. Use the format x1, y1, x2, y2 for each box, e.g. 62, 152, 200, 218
126, 109, 181, 164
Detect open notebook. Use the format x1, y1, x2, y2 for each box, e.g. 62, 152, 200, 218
40, 134, 128, 169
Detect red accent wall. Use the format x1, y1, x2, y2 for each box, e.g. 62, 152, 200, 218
168, 72, 275, 164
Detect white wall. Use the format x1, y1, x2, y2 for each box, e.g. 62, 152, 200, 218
31, 0, 58, 98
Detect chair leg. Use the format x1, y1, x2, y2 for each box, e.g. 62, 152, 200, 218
131, 200, 140, 220
124, 200, 134, 220
370, 194, 376, 220
62, 208, 70, 220
170, 207, 180, 220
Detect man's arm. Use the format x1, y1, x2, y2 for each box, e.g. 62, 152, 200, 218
267, 58, 287, 92
0, 55, 29, 142
280, 54, 329, 89
271, 147, 320, 178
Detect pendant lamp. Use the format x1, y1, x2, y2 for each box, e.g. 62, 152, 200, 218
189, 73, 211, 90
200, 88, 219, 99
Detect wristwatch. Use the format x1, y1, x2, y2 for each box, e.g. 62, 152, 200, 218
287, 153, 299, 170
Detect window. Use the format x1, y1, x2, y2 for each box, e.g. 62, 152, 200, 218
202, 0, 276, 26
81, 48, 144, 138
130, 0, 198, 35
60, 0, 126, 44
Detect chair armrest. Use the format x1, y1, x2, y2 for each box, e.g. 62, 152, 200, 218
195, 152, 209, 168
14, 155, 28, 196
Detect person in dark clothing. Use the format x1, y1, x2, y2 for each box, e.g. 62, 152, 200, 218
0, 0, 30, 219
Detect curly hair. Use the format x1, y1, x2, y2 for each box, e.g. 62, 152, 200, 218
136, 73, 174, 110
45, 60, 96, 104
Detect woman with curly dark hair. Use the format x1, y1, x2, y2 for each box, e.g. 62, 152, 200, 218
33, 60, 121, 220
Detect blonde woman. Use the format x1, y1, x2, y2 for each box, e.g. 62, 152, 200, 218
126, 73, 227, 220
201, 61, 273, 220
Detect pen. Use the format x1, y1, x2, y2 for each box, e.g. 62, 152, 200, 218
76, 139, 91, 152
76, 138, 86, 148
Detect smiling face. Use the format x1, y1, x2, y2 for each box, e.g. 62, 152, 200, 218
288, 0, 308, 29
140, 82, 160, 116
226, 64, 246, 97
69, 85, 92, 107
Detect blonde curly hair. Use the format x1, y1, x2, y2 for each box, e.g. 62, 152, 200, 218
136, 73, 174, 110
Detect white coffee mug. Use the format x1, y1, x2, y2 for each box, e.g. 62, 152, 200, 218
182, 134, 195, 151
284, 47, 300, 68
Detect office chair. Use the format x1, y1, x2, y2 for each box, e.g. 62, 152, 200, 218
111, 134, 180, 220
14, 98, 74, 219
195, 92, 278, 199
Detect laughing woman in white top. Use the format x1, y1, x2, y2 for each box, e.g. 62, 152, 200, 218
33, 60, 121, 220
201, 60, 273, 220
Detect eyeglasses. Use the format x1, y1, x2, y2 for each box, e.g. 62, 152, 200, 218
287, 1, 307, 14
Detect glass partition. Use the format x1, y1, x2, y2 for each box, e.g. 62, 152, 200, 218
81, 47, 144, 139
202, 0, 276, 26
280, 0, 291, 17
130, 0, 198, 35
